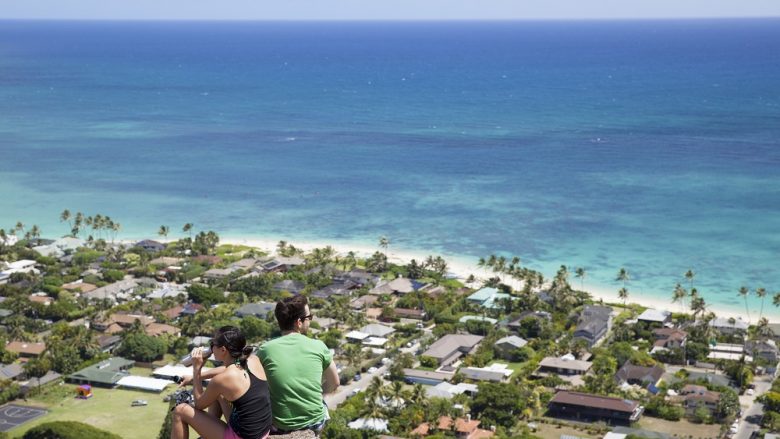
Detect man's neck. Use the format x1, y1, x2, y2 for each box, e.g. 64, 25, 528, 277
281, 329, 301, 336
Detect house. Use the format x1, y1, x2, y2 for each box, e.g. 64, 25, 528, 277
163, 302, 204, 319
67, 357, 134, 387
0, 259, 38, 284
459, 363, 512, 382
504, 311, 552, 332
403, 369, 452, 386
459, 316, 498, 325
146, 283, 188, 300
347, 418, 388, 433
426, 382, 478, 399
709, 317, 749, 335
61, 280, 98, 294
421, 334, 484, 367
467, 287, 511, 309
345, 331, 370, 343
28, 293, 54, 306
636, 309, 672, 326
350, 295, 378, 310
0, 363, 25, 381
538, 356, 592, 375
83, 279, 139, 303
679, 384, 720, 415
311, 281, 357, 299
371, 277, 425, 295
652, 328, 687, 350
261, 256, 304, 273
746, 339, 779, 364
96, 334, 122, 353
574, 305, 612, 347
494, 335, 528, 360
145, 323, 180, 337
393, 308, 426, 320
707, 343, 752, 362
149, 256, 184, 266
615, 363, 664, 389
32, 237, 84, 258
548, 391, 643, 424
273, 280, 305, 294
21, 370, 61, 393
235, 302, 276, 319
411, 415, 494, 439
5, 341, 46, 359
203, 268, 237, 281
360, 323, 396, 338
336, 268, 380, 287
134, 240, 165, 252
94, 313, 155, 331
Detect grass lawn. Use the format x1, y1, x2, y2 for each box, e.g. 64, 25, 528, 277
533, 422, 602, 439
638, 416, 722, 439
9, 383, 171, 439
504, 361, 529, 376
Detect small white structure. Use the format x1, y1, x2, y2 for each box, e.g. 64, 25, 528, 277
363, 337, 388, 348
348, 417, 388, 432
345, 331, 370, 343
116, 375, 173, 392
636, 309, 672, 324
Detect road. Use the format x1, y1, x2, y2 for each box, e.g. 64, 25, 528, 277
735, 374, 773, 439
324, 340, 421, 408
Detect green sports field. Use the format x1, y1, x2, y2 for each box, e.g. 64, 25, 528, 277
9, 383, 171, 439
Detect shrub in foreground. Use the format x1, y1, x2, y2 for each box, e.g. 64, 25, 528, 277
23, 421, 122, 439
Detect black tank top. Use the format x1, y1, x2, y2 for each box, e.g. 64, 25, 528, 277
229, 369, 272, 439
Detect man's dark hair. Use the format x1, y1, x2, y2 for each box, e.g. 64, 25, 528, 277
275, 295, 309, 331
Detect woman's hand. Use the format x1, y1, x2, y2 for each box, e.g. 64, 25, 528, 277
191, 347, 206, 371
178, 375, 193, 387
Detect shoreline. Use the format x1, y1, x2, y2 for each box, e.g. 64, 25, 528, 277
218, 235, 765, 322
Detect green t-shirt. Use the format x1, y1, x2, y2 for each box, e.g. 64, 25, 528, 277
257, 333, 333, 430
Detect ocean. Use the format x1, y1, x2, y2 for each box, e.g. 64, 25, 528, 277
0, 19, 778, 317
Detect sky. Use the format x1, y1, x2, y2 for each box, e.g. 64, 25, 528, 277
2, 0, 780, 21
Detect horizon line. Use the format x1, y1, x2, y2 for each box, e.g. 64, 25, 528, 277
1, 16, 779, 23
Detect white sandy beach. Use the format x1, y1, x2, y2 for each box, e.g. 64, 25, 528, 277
220, 236, 755, 322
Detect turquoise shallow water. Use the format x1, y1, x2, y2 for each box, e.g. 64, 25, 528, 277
0, 20, 779, 318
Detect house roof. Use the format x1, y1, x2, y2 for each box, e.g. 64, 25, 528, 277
0, 363, 24, 380
459, 365, 511, 382
146, 323, 180, 337
273, 279, 305, 293
6, 341, 46, 356
637, 309, 672, 323
235, 302, 276, 318
61, 281, 98, 293
68, 357, 135, 385
681, 385, 721, 404
422, 334, 484, 360
550, 391, 639, 413
360, 324, 395, 338
615, 362, 664, 384
438, 416, 481, 434
495, 335, 528, 349
109, 313, 155, 327
539, 356, 592, 372
403, 369, 452, 381
469, 287, 499, 302
710, 317, 749, 330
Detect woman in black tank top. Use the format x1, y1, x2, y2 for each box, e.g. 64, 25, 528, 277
171, 326, 272, 439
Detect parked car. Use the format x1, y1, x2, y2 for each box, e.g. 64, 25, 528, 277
367, 367, 378, 374
131, 399, 148, 407
350, 388, 361, 396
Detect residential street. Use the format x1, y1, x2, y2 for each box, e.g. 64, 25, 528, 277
735, 374, 773, 439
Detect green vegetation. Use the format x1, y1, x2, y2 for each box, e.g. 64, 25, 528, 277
22, 421, 122, 439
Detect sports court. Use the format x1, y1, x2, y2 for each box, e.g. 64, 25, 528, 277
0, 404, 47, 432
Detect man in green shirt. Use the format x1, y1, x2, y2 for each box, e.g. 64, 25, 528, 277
258, 295, 339, 435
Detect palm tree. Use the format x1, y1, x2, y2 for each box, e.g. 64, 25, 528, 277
14, 221, 25, 236
60, 209, 73, 234
618, 287, 629, 307
691, 296, 707, 320
756, 287, 767, 322
575, 267, 586, 291
158, 225, 170, 239
739, 286, 751, 324
684, 269, 695, 291
408, 383, 427, 406
672, 283, 687, 314
616, 267, 630, 289
774, 292, 780, 309
182, 223, 193, 238
378, 236, 389, 257
365, 376, 386, 404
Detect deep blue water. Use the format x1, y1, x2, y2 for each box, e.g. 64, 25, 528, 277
1, 20, 779, 316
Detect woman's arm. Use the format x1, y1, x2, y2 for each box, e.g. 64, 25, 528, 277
178, 365, 226, 387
